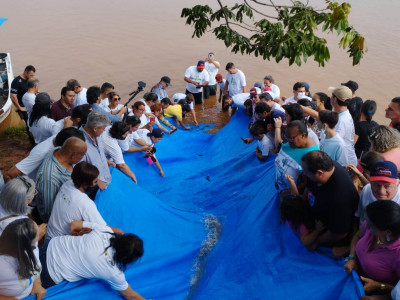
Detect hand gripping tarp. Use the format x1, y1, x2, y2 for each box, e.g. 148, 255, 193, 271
26, 110, 362, 299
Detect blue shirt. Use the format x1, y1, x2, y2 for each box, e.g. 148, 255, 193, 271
80, 127, 112, 185
91, 104, 122, 123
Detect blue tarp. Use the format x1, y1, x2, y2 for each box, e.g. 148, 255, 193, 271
27, 110, 363, 299
0, 18, 7, 27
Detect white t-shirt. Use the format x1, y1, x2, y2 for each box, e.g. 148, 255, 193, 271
270, 84, 280, 99
47, 222, 128, 291
99, 98, 109, 110
184, 66, 210, 94
226, 70, 246, 96
356, 184, 400, 222
257, 132, 275, 156
0, 204, 28, 235
307, 128, 320, 148
130, 129, 153, 148
16, 135, 55, 180
0, 247, 41, 299
284, 95, 312, 105
172, 93, 194, 110
218, 79, 226, 93
272, 102, 285, 113
320, 134, 348, 167
22, 92, 36, 118
101, 127, 125, 165
104, 103, 124, 113
74, 87, 88, 107
205, 61, 219, 85
232, 93, 250, 108
335, 109, 357, 166
46, 180, 106, 241
118, 131, 141, 151
29, 116, 56, 144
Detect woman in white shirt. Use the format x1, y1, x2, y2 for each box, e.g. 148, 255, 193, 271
0, 218, 46, 299
40, 221, 146, 300
29, 92, 56, 144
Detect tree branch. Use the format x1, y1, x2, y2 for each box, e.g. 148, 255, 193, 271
244, 0, 279, 20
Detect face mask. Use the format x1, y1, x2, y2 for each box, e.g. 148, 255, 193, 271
297, 92, 306, 99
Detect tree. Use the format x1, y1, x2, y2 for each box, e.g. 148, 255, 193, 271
181, 1, 366, 67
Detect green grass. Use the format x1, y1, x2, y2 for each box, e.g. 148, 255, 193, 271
3, 126, 28, 139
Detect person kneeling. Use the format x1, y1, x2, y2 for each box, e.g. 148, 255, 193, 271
249, 120, 276, 160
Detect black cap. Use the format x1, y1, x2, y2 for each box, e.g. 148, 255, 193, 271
341, 80, 358, 92
161, 76, 171, 86
35, 92, 54, 105
147, 128, 164, 138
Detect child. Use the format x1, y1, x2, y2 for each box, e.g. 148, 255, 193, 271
150, 103, 175, 134
249, 120, 276, 160
163, 99, 190, 130
215, 73, 226, 103
318, 110, 348, 167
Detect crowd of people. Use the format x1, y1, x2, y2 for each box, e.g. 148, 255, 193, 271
1, 52, 400, 299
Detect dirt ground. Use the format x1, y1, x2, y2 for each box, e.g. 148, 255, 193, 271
0, 130, 31, 176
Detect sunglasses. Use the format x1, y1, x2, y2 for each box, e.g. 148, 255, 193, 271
113, 97, 121, 101
18, 176, 32, 191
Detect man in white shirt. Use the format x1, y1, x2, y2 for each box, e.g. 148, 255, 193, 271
184, 60, 210, 104
224, 62, 246, 97
99, 82, 114, 109
283, 82, 312, 105
203, 52, 220, 100
355, 161, 400, 223
328, 85, 358, 166
67, 79, 88, 107
22, 78, 39, 119
263, 75, 280, 100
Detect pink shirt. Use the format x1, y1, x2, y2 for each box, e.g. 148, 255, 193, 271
356, 221, 400, 284
287, 221, 310, 237
381, 148, 400, 171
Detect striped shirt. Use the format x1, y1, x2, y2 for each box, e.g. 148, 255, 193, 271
36, 150, 71, 222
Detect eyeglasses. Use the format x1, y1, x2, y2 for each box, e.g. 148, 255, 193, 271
286, 133, 301, 142
17, 176, 32, 192
113, 97, 121, 101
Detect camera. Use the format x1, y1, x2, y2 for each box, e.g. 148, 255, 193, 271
208, 53, 213, 59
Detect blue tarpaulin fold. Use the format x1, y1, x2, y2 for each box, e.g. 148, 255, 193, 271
26, 110, 362, 299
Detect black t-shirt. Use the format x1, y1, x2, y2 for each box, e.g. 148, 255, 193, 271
307, 162, 359, 235
10, 75, 28, 107
354, 120, 379, 158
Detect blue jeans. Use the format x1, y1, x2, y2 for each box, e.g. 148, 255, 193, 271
39, 240, 57, 288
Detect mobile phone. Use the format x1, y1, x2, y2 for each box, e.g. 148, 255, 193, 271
240, 137, 245, 141
150, 116, 155, 122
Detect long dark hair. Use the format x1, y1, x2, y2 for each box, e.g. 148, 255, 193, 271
316, 92, 332, 110
366, 200, 400, 239
105, 233, 144, 271
360, 100, 377, 123
0, 218, 40, 278
29, 102, 51, 127
280, 194, 316, 231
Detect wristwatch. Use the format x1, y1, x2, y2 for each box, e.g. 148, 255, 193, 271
380, 283, 386, 291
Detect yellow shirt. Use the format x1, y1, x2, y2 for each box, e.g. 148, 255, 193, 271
163, 105, 183, 121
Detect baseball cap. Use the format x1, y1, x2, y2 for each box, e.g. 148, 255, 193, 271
341, 80, 358, 92
249, 87, 262, 97
148, 128, 164, 138
370, 161, 398, 184
161, 76, 171, 86
35, 92, 54, 105
215, 74, 223, 81
197, 60, 205, 69
327, 86, 352, 102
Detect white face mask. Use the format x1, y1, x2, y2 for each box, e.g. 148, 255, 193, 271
297, 92, 306, 99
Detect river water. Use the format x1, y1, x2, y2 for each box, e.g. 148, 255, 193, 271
1, 0, 399, 128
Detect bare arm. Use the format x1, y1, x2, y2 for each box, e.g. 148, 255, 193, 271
119, 285, 147, 300
242, 86, 246, 93
255, 147, 268, 161
274, 118, 283, 147
224, 81, 229, 95
10, 93, 25, 111
133, 138, 148, 147
190, 109, 198, 125
153, 157, 164, 178
300, 105, 319, 119
30, 276, 47, 300
344, 228, 364, 273
0, 295, 18, 300
346, 164, 369, 187
116, 163, 137, 183
5, 166, 24, 181
354, 134, 359, 144
126, 145, 152, 153
184, 77, 196, 85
